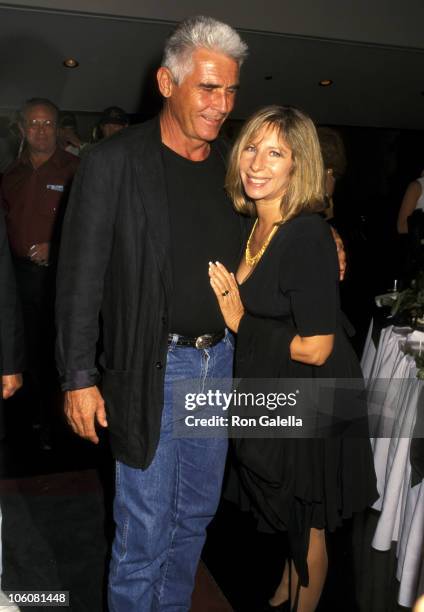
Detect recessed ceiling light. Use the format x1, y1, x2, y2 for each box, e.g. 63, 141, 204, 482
63, 58, 79, 68
319, 79, 333, 87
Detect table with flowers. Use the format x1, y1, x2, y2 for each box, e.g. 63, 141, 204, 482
361, 316, 424, 607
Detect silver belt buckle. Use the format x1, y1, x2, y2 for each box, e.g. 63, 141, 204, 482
195, 334, 213, 349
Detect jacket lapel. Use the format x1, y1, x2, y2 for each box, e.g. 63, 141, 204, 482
133, 117, 173, 303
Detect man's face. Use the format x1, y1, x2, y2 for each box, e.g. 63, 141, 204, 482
101, 123, 127, 139
58, 126, 75, 146
164, 48, 240, 144
20, 104, 57, 157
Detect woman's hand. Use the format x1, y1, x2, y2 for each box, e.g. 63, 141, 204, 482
209, 261, 244, 333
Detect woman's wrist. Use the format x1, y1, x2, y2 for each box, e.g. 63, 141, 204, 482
228, 309, 244, 333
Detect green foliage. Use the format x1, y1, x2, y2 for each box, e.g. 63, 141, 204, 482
391, 271, 424, 325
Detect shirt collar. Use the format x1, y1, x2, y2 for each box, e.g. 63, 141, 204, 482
20, 146, 67, 170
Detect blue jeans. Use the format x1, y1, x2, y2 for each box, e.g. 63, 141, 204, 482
108, 332, 233, 611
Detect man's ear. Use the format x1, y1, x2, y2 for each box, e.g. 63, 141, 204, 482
157, 67, 175, 99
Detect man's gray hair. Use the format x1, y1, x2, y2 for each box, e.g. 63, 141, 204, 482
162, 15, 248, 85
18, 98, 59, 125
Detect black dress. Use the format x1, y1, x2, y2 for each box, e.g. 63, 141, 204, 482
227, 212, 378, 586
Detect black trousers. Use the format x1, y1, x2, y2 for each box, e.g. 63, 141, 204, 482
13, 258, 58, 420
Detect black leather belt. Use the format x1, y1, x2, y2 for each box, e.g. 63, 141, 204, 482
168, 331, 225, 350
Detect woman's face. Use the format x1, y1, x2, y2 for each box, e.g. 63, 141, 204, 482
239, 125, 293, 206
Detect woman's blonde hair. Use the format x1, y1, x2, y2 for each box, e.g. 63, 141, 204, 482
226, 105, 325, 222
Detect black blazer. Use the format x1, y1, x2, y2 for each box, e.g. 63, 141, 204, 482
56, 117, 245, 468
0, 206, 25, 434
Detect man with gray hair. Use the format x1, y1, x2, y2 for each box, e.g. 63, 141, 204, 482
56, 16, 247, 611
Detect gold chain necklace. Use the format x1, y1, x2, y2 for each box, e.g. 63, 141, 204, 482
245, 219, 278, 267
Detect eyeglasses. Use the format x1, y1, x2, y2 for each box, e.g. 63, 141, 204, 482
25, 119, 57, 130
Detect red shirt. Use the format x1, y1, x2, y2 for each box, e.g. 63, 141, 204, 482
0, 147, 79, 258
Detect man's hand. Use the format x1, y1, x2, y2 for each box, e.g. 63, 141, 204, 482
2, 374, 23, 399
28, 242, 50, 266
64, 386, 108, 444
330, 227, 346, 281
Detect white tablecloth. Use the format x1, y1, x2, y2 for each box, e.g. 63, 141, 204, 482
361, 323, 424, 607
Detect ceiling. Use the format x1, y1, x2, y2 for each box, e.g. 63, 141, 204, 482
0, 1, 424, 129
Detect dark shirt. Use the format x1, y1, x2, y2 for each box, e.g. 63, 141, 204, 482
0, 147, 79, 258
162, 142, 243, 336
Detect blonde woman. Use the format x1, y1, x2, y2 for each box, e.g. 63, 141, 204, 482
209, 106, 377, 612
